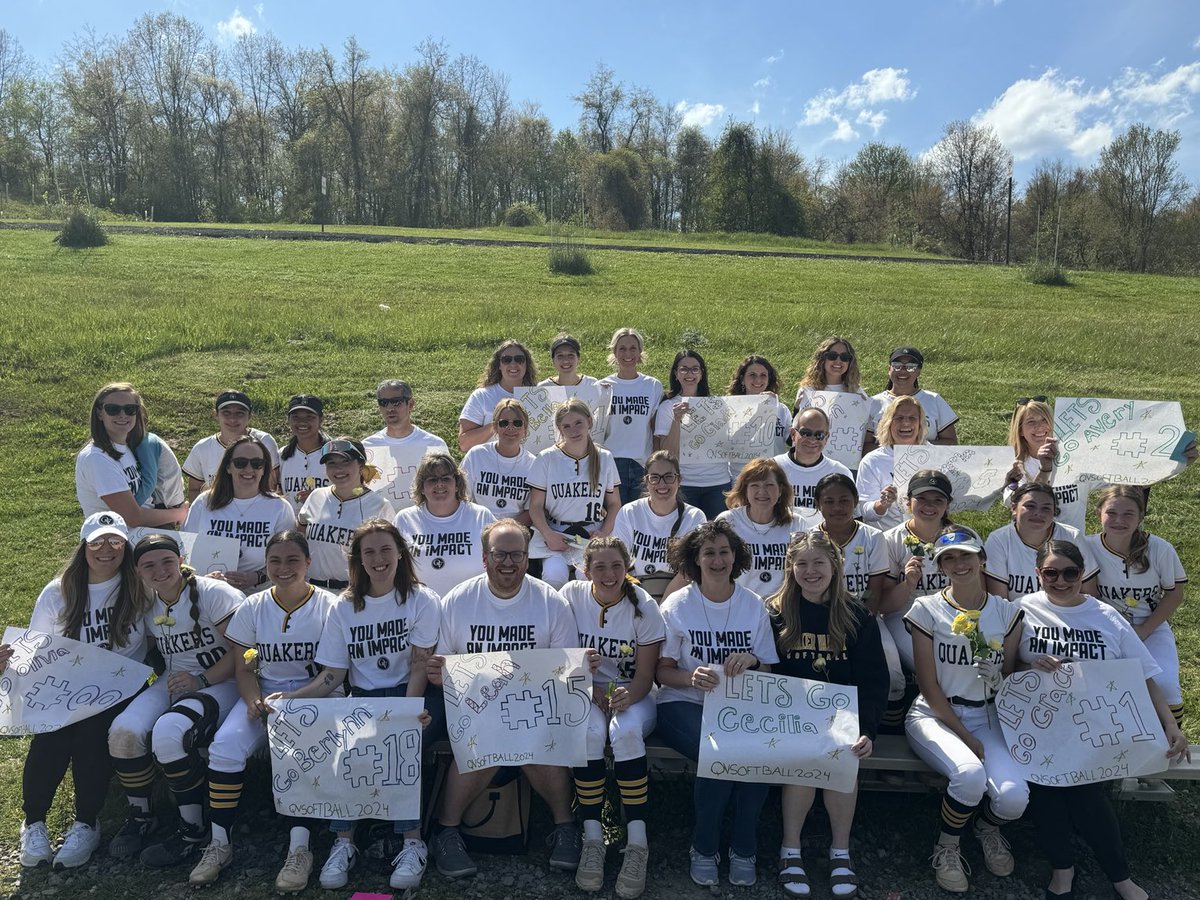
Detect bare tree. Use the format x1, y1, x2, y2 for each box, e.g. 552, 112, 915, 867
928, 120, 1010, 260
574, 63, 622, 154
317, 37, 381, 224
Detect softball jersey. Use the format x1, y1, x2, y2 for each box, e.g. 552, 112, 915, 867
984, 522, 1098, 601
29, 575, 146, 660
183, 493, 298, 577
773, 452, 853, 510
560, 581, 666, 687
437, 574, 576, 654
715, 507, 809, 598
315, 586, 441, 691
181, 430, 281, 487
905, 591, 1022, 704
657, 583, 780, 707
601, 373, 663, 464
1084, 533, 1187, 625
819, 521, 889, 601
279, 447, 329, 514
611, 498, 707, 580
869, 389, 957, 438
361, 426, 449, 511
144, 575, 243, 676
1004, 458, 1089, 532
299, 487, 396, 583
223, 585, 339, 685
461, 441, 536, 518
528, 445, 619, 530
392, 502, 495, 598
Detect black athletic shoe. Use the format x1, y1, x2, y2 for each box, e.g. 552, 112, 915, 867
108, 809, 156, 859
140, 821, 209, 868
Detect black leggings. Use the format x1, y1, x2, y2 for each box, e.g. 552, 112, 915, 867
1028, 781, 1131, 883
22, 701, 127, 826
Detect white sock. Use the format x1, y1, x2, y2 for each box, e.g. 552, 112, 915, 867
210, 823, 230, 846
626, 820, 647, 848
178, 803, 203, 828
830, 848, 850, 861
780, 846, 803, 862
938, 832, 961, 846
289, 826, 309, 852
829, 848, 854, 897
129, 797, 151, 814
583, 819, 603, 841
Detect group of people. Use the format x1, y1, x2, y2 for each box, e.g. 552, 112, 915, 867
4, 329, 1195, 900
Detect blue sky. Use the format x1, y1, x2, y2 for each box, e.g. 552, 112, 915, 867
9, 0, 1200, 186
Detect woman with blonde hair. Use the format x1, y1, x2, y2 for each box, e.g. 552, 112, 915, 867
458, 339, 538, 451
528, 397, 620, 587
601, 327, 664, 505
856, 395, 928, 531
461, 398, 537, 523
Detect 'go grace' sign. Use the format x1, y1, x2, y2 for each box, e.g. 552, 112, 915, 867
699, 670, 861, 792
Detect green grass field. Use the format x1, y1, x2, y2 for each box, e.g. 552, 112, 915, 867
0, 229, 1197, 897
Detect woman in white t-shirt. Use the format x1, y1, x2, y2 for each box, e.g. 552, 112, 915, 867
299, 438, 395, 590
461, 398, 536, 524
904, 529, 1026, 894
1018, 539, 1188, 900
393, 452, 496, 597
716, 457, 810, 599
601, 327, 664, 505
278, 395, 331, 514
181, 390, 282, 501
537, 333, 603, 396
726, 354, 792, 481
655, 520, 780, 889
611, 450, 705, 600
867, 348, 958, 446
856, 395, 928, 531
654, 349, 729, 520
458, 339, 538, 452
183, 437, 298, 594
1086, 485, 1188, 728
75, 382, 188, 532
8, 512, 149, 871
528, 398, 621, 588
271, 520, 439, 892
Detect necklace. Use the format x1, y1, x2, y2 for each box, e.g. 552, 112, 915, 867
698, 588, 734, 643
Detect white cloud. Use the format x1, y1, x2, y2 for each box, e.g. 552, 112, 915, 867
801, 67, 914, 141
765, 50, 784, 65
674, 100, 725, 129
1194, 34, 1200, 49
753, 77, 771, 89
750, 100, 760, 116
254, 2, 264, 16
216, 7, 256, 41
976, 63, 1200, 162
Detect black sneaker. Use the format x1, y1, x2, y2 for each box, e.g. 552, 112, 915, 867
140, 820, 209, 868
108, 809, 156, 859
548, 823, 582, 871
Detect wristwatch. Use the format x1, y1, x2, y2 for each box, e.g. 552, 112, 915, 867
197, 671, 210, 688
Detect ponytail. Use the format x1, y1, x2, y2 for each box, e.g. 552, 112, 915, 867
182, 565, 203, 642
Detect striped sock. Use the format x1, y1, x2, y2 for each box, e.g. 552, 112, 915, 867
112, 754, 157, 813
978, 796, 1007, 828
573, 759, 607, 822
1169, 703, 1184, 729
939, 793, 976, 836
207, 769, 244, 836
614, 757, 649, 824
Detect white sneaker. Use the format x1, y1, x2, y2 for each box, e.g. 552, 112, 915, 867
189, 841, 233, 885
389, 839, 428, 890
53, 821, 101, 869
20, 821, 53, 868
319, 839, 357, 889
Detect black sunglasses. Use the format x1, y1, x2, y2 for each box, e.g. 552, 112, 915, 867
499, 354, 527, 365
795, 427, 828, 440
231, 457, 266, 470
496, 418, 525, 428
102, 403, 139, 417
1017, 396, 1048, 406
1039, 566, 1081, 582
378, 396, 411, 407
822, 351, 853, 362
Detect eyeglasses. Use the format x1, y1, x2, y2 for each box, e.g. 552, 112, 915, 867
496, 418, 525, 428
231, 457, 266, 470
499, 354, 527, 365
822, 351, 853, 362
676, 366, 701, 375
795, 427, 828, 440
646, 473, 679, 485
377, 396, 411, 407
86, 536, 126, 550
1039, 566, 1082, 583
101, 403, 139, 417
424, 474, 455, 485
1017, 395, 1048, 406
488, 549, 528, 563
890, 362, 920, 372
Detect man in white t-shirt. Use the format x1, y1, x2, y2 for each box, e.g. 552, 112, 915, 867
362, 380, 449, 511
427, 519, 591, 880
774, 407, 852, 510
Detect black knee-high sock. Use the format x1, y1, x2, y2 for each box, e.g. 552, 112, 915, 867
161, 756, 207, 810
112, 754, 157, 811
1169, 702, 1184, 729
573, 759, 607, 821
978, 796, 1006, 828
939, 793, 976, 836
613, 757, 649, 822
207, 769, 244, 835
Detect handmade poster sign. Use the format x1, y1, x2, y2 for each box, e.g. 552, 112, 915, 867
442, 648, 590, 771
676, 396, 787, 464
698, 670, 861, 792
893, 445, 1011, 511
527, 531, 588, 566
996, 659, 1169, 786
1053, 398, 1192, 487
268, 697, 424, 821
515, 385, 611, 455
363, 444, 422, 509
808, 391, 871, 470
0, 627, 155, 735
182, 532, 241, 575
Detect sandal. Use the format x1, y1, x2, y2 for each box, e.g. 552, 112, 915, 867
829, 856, 859, 899
778, 857, 810, 897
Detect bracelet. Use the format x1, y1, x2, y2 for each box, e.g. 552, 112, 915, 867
197, 671, 210, 688
1039, 466, 1052, 473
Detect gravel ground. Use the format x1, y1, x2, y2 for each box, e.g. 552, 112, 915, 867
3, 769, 1198, 900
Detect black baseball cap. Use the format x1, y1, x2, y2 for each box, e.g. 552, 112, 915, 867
908, 470, 953, 500
320, 439, 366, 464
215, 390, 252, 411
889, 347, 925, 366
288, 395, 325, 415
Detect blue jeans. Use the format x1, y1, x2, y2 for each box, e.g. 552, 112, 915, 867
681, 482, 730, 521
655, 701, 768, 858
615, 457, 645, 505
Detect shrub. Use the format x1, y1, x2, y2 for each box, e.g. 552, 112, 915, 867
548, 245, 594, 276
502, 202, 544, 227
54, 208, 109, 248
1022, 262, 1071, 286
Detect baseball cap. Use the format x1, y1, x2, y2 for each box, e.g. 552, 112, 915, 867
550, 334, 581, 357
908, 470, 953, 500
80, 512, 129, 543
215, 390, 252, 411
889, 347, 925, 366
288, 394, 324, 415
931, 529, 984, 560
320, 439, 366, 464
